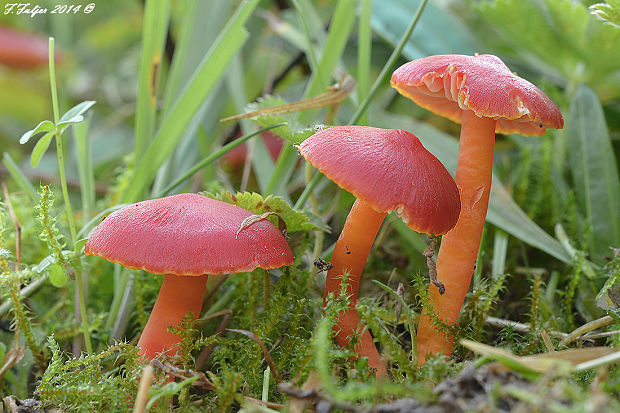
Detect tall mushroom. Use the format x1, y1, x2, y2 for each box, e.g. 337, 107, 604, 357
85, 193, 293, 360
391, 54, 564, 363
299, 126, 460, 375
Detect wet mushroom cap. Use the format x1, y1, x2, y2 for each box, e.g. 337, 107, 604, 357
298, 126, 460, 235
390, 54, 564, 136
84, 193, 293, 275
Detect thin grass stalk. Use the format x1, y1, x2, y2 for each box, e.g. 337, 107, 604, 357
357, 0, 372, 125
348, 0, 429, 125
49, 38, 91, 354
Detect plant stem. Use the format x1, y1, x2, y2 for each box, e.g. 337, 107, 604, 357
157, 123, 284, 197
357, 0, 372, 125
293, 169, 322, 210
348, 0, 428, 125
49, 37, 92, 354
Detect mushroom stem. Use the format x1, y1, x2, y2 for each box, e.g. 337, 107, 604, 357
416, 110, 496, 363
137, 274, 209, 360
324, 198, 387, 376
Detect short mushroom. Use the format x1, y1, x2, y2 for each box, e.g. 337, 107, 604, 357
84, 193, 293, 360
299, 125, 460, 375
391, 54, 563, 363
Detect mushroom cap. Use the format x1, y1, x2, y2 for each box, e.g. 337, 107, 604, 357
298, 126, 460, 235
0, 25, 59, 69
84, 193, 294, 275
390, 54, 564, 136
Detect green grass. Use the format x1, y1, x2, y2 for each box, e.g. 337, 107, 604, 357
0, 0, 619, 411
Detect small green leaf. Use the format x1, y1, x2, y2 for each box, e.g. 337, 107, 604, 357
591, 0, 620, 27
36, 251, 73, 273
48, 263, 69, 288
57, 101, 96, 127
146, 376, 198, 410
19, 120, 54, 144
206, 191, 323, 233
30, 131, 55, 168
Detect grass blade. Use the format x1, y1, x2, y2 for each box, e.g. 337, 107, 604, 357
348, 0, 429, 125
133, 0, 171, 160
267, 0, 357, 198
492, 230, 509, 280
121, 0, 259, 203
357, 0, 373, 125
2, 153, 38, 201
72, 117, 95, 216
566, 84, 620, 264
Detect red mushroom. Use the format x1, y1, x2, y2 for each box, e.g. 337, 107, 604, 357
223, 130, 285, 168
299, 126, 460, 375
391, 54, 563, 363
84, 193, 293, 360
0, 25, 60, 69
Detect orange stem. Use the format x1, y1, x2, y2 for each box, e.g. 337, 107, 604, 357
324, 198, 387, 376
137, 274, 209, 360
416, 110, 496, 363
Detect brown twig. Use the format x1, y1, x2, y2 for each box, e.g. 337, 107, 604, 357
278, 381, 360, 412
394, 282, 405, 325
485, 316, 568, 339
202, 277, 227, 307
242, 395, 284, 409
195, 310, 232, 370
226, 328, 283, 383
424, 236, 444, 294
150, 359, 215, 390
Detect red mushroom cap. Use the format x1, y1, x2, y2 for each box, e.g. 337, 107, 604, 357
84, 193, 293, 275
390, 54, 564, 136
0, 26, 60, 69
298, 126, 460, 235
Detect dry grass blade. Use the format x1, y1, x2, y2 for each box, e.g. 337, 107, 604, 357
559, 316, 616, 346
226, 328, 283, 383
133, 364, 154, 413
220, 75, 356, 122
541, 330, 555, 352
0, 346, 26, 380
463, 339, 620, 376
242, 395, 284, 409
278, 377, 360, 413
